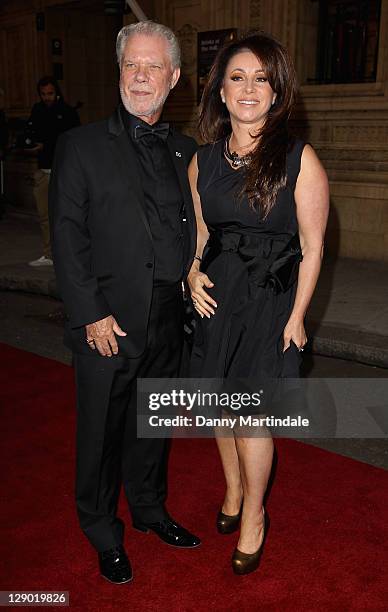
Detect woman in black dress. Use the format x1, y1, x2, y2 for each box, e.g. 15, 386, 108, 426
187, 32, 329, 574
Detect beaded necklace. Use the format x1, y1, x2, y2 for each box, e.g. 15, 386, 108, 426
224, 136, 252, 168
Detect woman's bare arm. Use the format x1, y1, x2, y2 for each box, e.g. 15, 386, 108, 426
283, 144, 330, 351
187, 153, 217, 318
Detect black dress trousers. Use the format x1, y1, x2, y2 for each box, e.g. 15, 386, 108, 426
73, 283, 183, 552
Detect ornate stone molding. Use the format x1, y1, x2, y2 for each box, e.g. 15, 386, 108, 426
249, 0, 261, 28
177, 22, 198, 77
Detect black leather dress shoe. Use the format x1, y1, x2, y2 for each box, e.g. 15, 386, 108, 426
98, 545, 133, 584
133, 517, 201, 548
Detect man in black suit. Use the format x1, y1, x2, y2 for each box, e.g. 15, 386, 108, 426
50, 21, 199, 584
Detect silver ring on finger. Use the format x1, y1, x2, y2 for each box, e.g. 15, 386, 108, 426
192, 299, 197, 305
298, 346, 304, 352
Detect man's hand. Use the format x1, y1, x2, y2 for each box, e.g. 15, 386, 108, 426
85, 315, 127, 357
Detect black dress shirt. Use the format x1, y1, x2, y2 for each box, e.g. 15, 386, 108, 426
123, 109, 184, 285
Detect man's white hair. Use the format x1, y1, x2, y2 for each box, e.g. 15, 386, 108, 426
116, 21, 181, 69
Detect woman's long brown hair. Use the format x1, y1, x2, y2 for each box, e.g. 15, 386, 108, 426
199, 31, 298, 218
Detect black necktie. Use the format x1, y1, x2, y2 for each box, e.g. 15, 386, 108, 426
134, 122, 170, 141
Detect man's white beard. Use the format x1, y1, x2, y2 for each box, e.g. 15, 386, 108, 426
119, 84, 170, 119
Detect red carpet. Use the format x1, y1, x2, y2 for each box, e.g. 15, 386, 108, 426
1, 343, 387, 611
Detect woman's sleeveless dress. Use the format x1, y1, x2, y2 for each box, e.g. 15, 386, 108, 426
190, 138, 305, 384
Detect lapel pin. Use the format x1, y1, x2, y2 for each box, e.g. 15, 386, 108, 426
175, 151, 182, 157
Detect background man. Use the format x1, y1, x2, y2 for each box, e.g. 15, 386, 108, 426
26, 76, 80, 266
50, 22, 199, 585
0, 87, 8, 219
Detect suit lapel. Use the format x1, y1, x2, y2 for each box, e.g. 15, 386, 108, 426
107, 108, 153, 243
166, 134, 196, 271
165, 136, 193, 209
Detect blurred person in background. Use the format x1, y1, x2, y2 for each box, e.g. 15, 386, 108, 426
0, 87, 8, 154
25, 76, 80, 266
0, 87, 8, 219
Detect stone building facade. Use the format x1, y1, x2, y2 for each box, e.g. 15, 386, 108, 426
1, 0, 388, 261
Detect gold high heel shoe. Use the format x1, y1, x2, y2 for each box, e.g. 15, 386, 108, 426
231, 508, 268, 575
216, 508, 241, 534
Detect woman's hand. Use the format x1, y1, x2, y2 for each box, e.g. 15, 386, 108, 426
187, 268, 217, 318
283, 316, 307, 353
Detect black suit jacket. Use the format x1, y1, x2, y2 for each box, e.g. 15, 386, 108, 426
49, 106, 197, 357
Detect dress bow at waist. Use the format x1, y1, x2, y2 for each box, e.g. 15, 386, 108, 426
202, 229, 303, 295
